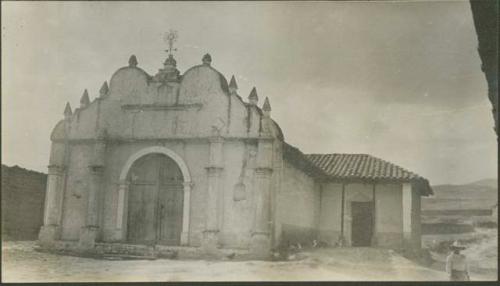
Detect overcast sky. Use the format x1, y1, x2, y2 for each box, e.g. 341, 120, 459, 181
2, 1, 496, 185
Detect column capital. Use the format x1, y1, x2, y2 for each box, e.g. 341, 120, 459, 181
257, 136, 274, 142
47, 164, 65, 174
208, 135, 224, 143
205, 166, 224, 174
255, 167, 273, 175
118, 180, 130, 188
183, 181, 194, 188
251, 230, 270, 236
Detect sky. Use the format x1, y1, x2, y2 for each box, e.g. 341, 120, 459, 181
1, 1, 497, 185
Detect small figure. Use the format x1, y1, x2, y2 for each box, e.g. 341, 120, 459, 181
446, 240, 470, 281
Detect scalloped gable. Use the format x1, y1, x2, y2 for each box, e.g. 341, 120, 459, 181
109, 66, 151, 100
178, 64, 229, 105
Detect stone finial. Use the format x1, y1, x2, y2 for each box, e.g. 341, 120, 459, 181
64, 102, 72, 117
99, 81, 109, 98
80, 89, 90, 108
262, 97, 271, 114
202, 53, 212, 65
129, 55, 138, 67
248, 87, 259, 105
229, 75, 238, 94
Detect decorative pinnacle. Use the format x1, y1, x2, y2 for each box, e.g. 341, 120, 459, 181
129, 55, 138, 67
99, 81, 109, 97
248, 87, 258, 102
80, 89, 90, 107
64, 102, 72, 117
229, 75, 238, 91
262, 97, 271, 112
202, 53, 212, 65
163, 30, 179, 56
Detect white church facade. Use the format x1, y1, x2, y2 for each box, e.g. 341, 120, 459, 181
39, 46, 433, 259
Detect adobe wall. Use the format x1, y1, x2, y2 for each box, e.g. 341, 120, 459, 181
275, 161, 320, 246
318, 182, 406, 249
1, 165, 47, 240
374, 183, 404, 249
318, 183, 342, 244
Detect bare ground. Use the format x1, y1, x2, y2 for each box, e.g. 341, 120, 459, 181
0, 241, 460, 282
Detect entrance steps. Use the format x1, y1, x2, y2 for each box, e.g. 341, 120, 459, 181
37, 240, 251, 260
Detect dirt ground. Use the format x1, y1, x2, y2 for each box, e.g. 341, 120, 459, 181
423, 227, 498, 281
0, 240, 479, 282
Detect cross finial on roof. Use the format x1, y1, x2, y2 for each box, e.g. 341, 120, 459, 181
163, 29, 179, 56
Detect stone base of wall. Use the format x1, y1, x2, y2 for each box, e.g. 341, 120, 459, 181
374, 232, 403, 249
280, 224, 318, 247
36, 240, 254, 260
318, 230, 341, 246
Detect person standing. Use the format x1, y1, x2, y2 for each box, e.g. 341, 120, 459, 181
446, 240, 470, 281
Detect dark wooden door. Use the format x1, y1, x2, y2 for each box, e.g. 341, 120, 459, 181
156, 156, 184, 245
351, 201, 373, 247
127, 153, 183, 245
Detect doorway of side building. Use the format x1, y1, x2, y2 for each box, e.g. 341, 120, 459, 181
351, 201, 374, 246
126, 153, 184, 246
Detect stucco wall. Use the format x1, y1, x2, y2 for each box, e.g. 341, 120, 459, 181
410, 184, 422, 249
375, 183, 404, 248
219, 141, 257, 248
276, 161, 320, 246
318, 183, 342, 244
47, 56, 275, 249
60, 144, 93, 240
57, 137, 266, 248
317, 182, 405, 248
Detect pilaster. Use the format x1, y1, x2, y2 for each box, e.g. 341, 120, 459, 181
202, 136, 225, 253
250, 137, 274, 259
39, 165, 65, 244
78, 165, 104, 249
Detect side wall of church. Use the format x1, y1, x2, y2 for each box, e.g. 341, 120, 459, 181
318, 183, 343, 244
318, 182, 405, 248
375, 183, 404, 249
275, 161, 320, 246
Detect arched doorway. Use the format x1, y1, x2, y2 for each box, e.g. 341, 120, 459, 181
126, 153, 184, 245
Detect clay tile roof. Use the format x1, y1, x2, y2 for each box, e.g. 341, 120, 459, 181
306, 153, 415, 180
305, 153, 433, 196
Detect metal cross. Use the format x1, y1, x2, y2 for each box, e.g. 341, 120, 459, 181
163, 30, 179, 55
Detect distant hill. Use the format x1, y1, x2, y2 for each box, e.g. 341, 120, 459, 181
422, 178, 497, 211
466, 178, 498, 189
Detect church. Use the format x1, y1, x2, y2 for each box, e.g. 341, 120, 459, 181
38, 39, 433, 259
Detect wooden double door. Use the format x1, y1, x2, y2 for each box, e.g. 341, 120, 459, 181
127, 153, 184, 245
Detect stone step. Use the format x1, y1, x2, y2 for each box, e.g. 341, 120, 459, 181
102, 254, 157, 261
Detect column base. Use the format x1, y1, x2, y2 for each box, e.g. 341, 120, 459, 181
38, 225, 60, 246
370, 234, 378, 247
181, 231, 189, 246
201, 230, 220, 257
78, 226, 99, 250
250, 232, 271, 260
